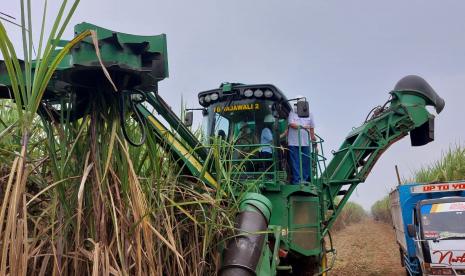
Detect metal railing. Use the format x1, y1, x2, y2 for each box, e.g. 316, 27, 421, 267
295, 126, 327, 185
220, 129, 328, 186
228, 143, 276, 181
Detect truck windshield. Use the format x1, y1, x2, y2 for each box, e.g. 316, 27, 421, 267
421, 201, 465, 240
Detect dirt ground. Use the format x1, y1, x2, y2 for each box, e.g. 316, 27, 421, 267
328, 218, 405, 276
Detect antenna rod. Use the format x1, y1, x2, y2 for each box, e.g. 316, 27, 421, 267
0, 12, 16, 20
395, 165, 401, 185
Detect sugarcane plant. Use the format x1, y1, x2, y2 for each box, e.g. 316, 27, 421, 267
0, 1, 87, 274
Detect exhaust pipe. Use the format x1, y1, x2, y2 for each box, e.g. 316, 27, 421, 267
220, 193, 273, 276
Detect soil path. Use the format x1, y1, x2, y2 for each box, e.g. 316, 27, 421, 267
329, 218, 405, 276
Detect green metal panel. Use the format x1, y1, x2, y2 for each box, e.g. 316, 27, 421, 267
288, 196, 321, 256
71, 22, 168, 79
265, 185, 320, 256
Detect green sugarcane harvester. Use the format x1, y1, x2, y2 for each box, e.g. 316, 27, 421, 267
0, 23, 445, 275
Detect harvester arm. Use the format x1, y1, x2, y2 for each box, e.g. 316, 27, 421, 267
322, 75, 445, 234
135, 93, 218, 188
144, 92, 208, 160
0, 22, 217, 188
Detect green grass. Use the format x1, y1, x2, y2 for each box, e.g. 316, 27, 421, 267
411, 145, 465, 183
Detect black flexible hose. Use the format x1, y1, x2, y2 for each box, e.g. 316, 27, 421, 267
364, 95, 393, 123
119, 90, 147, 147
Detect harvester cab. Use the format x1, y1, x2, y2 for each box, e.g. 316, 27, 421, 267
197, 83, 296, 183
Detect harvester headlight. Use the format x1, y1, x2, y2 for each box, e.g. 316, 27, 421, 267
199, 96, 205, 104
244, 89, 253, 97
205, 95, 211, 103
210, 93, 219, 101
264, 90, 273, 98
254, 89, 263, 98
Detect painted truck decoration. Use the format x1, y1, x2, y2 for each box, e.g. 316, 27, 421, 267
0, 23, 446, 275
390, 182, 465, 276
412, 182, 465, 193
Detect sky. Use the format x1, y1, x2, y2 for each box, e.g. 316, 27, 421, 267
2, 0, 465, 210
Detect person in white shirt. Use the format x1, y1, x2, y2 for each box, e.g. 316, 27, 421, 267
287, 96, 316, 184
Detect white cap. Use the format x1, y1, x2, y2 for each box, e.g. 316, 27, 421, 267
264, 114, 274, 123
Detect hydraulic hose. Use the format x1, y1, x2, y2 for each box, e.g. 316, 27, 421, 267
118, 90, 147, 147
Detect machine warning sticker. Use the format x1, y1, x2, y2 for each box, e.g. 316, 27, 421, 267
214, 103, 260, 113
411, 182, 465, 194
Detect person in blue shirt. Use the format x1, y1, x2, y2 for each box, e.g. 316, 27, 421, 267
260, 114, 274, 171
287, 96, 316, 184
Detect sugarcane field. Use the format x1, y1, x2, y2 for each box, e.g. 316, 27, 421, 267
1, 1, 465, 275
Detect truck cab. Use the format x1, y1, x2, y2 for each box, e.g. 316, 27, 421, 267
390, 182, 465, 276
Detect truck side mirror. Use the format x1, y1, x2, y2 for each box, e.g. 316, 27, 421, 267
184, 111, 193, 127
407, 224, 415, 237
297, 101, 309, 118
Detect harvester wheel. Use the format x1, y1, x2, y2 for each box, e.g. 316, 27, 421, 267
279, 255, 319, 276
295, 256, 319, 276
321, 251, 327, 276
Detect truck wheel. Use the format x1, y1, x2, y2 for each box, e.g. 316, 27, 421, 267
277, 255, 319, 276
